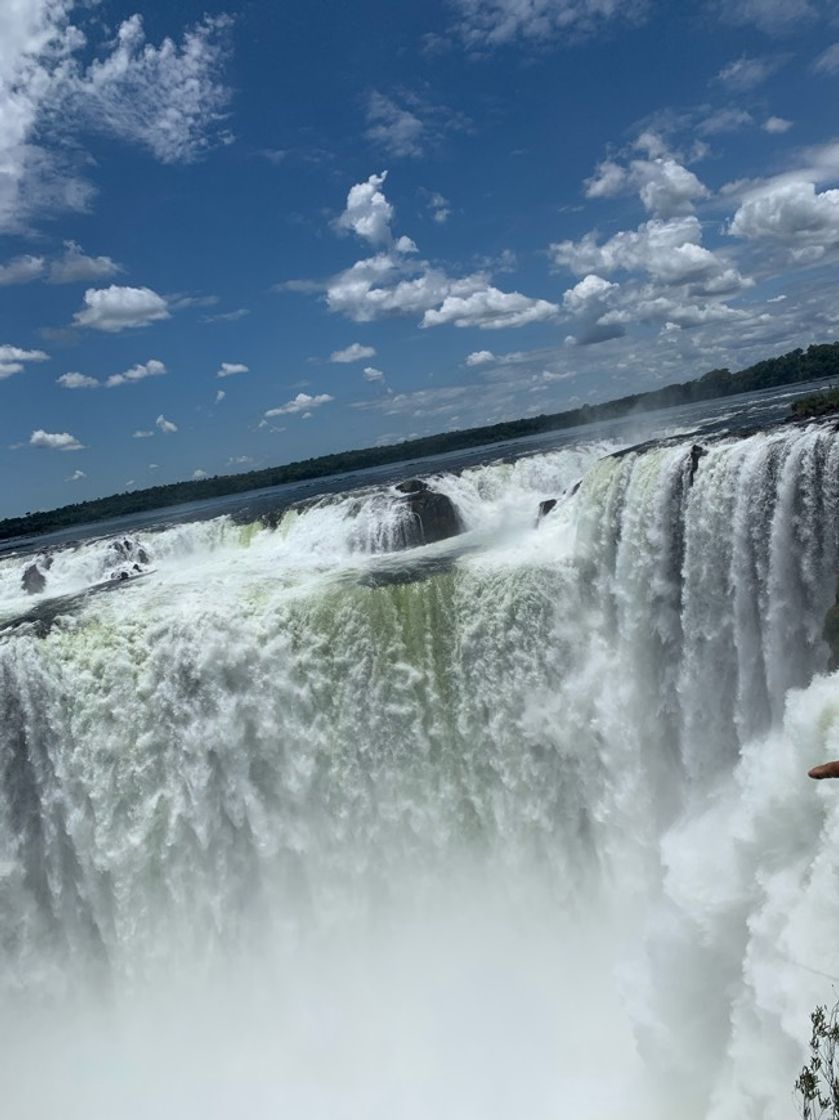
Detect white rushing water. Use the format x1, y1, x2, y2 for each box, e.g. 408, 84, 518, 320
1, 429, 839, 1118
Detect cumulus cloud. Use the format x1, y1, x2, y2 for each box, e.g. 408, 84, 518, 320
156, 414, 178, 433
585, 151, 709, 218
215, 389, 226, 403
0, 254, 45, 285
330, 342, 377, 363
66, 469, 86, 481
216, 361, 249, 378
336, 172, 395, 245
0, 6, 232, 233
265, 392, 334, 416
193, 469, 208, 479
363, 366, 385, 381
449, 0, 650, 49
74, 285, 170, 331
551, 216, 749, 292
57, 371, 99, 389
106, 359, 167, 387
30, 428, 84, 451
132, 430, 154, 438
310, 172, 559, 332
729, 179, 839, 260
0, 344, 49, 380
48, 240, 121, 283
763, 116, 793, 133
422, 287, 559, 329
466, 350, 496, 366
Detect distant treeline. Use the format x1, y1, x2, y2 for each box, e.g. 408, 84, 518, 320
3, 341, 838, 542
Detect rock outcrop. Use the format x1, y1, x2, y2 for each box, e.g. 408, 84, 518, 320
21, 564, 46, 594
108, 538, 151, 581
688, 444, 707, 486
395, 480, 462, 546
537, 499, 557, 524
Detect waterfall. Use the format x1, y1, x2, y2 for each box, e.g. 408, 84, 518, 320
1, 427, 839, 1118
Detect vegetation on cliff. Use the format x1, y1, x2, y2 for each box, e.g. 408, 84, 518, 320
3, 340, 839, 541
791, 386, 839, 421
796, 1003, 839, 1119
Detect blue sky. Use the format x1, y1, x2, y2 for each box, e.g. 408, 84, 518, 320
2, 0, 839, 517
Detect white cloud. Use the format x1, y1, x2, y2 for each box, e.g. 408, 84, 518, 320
449, 0, 650, 49
74, 285, 170, 332
336, 172, 394, 245
156, 414, 178, 433
30, 428, 84, 451
66, 468, 86, 481
466, 350, 496, 366
265, 392, 333, 416
193, 469, 208, 479
203, 307, 250, 323
635, 158, 710, 218
216, 361, 249, 378
715, 0, 818, 33
330, 342, 377, 363
365, 93, 426, 159
312, 172, 558, 332
48, 240, 121, 283
365, 91, 468, 160
422, 286, 559, 329
0, 6, 232, 233
105, 359, 167, 387
326, 252, 485, 322
698, 108, 753, 135
0, 254, 45, 285
363, 366, 385, 381
427, 191, 451, 223
813, 43, 839, 74
63, 14, 232, 165
716, 55, 782, 91
562, 274, 618, 314
57, 371, 99, 389
729, 180, 839, 260
215, 389, 226, 403
585, 153, 709, 218
763, 116, 793, 133
551, 216, 750, 292
132, 429, 154, 438
0, 344, 48, 380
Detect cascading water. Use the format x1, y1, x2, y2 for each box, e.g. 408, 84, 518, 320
1, 429, 838, 1118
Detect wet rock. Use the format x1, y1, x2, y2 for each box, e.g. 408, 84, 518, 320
395, 479, 462, 546
21, 564, 46, 595
537, 499, 557, 525
395, 479, 429, 496
107, 537, 151, 580
688, 444, 707, 486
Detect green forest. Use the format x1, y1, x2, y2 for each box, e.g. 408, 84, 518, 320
3, 340, 838, 542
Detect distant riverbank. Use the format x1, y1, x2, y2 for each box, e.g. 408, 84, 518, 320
2, 340, 837, 542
